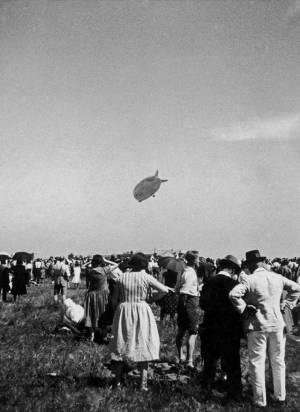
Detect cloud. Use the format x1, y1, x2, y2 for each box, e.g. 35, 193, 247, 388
287, 0, 300, 19
211, 114, 300, 142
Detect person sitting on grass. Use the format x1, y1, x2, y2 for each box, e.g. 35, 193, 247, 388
56, 298, 85, 334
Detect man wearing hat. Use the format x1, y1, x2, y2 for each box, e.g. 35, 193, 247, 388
279, 259, 292, 280
200, 254, 243, 402
175, 250, 201, 369
229, 250, 300, 407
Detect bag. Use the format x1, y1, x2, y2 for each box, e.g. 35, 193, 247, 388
282, 306, 294, 334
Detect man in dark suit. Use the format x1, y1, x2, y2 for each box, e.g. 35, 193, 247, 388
199, 254, 243, 402
0, 259, 10, 302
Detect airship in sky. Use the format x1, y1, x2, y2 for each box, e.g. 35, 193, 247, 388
133, 170, 168, 202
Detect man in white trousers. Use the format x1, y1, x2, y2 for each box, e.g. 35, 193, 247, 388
229, 250, 300, 408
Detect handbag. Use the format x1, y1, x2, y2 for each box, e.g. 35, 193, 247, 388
282, 305, 294, 334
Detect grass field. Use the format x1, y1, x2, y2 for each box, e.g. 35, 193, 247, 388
0, 280, 299, 412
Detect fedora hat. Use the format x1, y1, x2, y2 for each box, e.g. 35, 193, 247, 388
185, 250, 199, 262
245, 250, 266, 263
219, 254, 241, 271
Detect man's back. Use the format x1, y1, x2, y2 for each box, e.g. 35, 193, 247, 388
53, 261, 67, 285
200, 273, 242, 336
246, 269, 285, 331
230, 267, 300, 332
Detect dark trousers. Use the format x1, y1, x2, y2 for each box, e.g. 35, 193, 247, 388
201, 330, 242, 397
34, 269, 41, 284
292, 305, 300, 327
0, 288, 8, 301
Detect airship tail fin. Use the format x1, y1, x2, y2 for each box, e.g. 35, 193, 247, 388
160, 179, 168, 183
154, 170, 159, 177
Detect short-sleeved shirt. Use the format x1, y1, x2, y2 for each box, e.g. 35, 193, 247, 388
176, 266, 200, 296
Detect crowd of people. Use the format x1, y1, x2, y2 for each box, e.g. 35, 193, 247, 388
0, 249, 300, 407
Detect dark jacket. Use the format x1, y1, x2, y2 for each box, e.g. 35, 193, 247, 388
0, 265, 10, 290
200, 273, 242, 337
11, 264, 27, 295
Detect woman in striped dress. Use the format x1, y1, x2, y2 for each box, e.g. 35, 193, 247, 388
110, 253, 173, 391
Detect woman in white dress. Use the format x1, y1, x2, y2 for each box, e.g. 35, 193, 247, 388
110, 253, 173, 391
72, 261, 81, 289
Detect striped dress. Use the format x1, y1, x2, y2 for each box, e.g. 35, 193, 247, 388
110, 270, 169, 362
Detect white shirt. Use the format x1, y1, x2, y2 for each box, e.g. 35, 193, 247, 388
176, 266, 199, 296
63, 264, 71, 277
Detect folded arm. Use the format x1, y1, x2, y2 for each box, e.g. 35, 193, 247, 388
229, 280, 249, 314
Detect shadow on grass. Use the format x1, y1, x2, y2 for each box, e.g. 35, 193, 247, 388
44, 373, 114, 388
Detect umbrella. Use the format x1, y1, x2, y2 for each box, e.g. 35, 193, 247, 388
12, 252, 34, 262
0, 251, 11, 259
158, 257, 186, 274
159, 251, 174, 258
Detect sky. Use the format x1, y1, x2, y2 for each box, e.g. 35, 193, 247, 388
0, 0, 300, 259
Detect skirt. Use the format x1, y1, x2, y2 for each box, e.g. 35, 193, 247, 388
11, 280, 27, 296
177, 294, 201, 334
84, 290, 109, 328
158, 292, 179, 316
110, 301, 160, 363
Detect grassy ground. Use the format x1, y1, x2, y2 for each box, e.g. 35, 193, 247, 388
0, 280, 299, 412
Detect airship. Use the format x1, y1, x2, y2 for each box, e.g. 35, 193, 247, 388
133, 170, 168, 202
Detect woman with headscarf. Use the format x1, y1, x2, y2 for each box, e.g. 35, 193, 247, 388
84, 255, 110, 342
110, 252, 173, 391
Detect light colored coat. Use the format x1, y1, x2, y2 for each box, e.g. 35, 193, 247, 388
53, 261, 69, 287
229, 267, 300, 332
